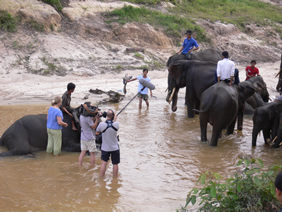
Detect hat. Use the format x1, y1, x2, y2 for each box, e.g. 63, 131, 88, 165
185, 30, 192, 35
222, 51, 229, 58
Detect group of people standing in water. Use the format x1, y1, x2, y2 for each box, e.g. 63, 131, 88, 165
45, 82, 120, 177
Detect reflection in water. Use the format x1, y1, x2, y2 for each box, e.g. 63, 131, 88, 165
1, 93, 282, 211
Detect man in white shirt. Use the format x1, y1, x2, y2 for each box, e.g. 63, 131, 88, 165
217, 51, 235, 86
127, 69, 153, 109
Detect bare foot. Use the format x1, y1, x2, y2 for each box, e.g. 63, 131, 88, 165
72, 127, 78, 131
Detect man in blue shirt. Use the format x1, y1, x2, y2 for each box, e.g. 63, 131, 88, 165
127, 69, 153, 109
177, 30, 199, 59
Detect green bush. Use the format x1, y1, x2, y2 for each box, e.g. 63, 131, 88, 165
0, 10, 17, 32
104, 5, 207, 42
182, 158, 282, 211
41, 0, 63, 12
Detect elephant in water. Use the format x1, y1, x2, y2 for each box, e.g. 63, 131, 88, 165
166, 60, 217, 118
196, 81, 255, 146
166, 48, 222, 67
0, 109, 83, 156
252, 101, 282, 147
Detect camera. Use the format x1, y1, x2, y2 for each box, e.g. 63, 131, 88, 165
99, 111, 107, 118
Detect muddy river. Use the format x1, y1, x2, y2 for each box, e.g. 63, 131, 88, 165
1, 64, 282, 211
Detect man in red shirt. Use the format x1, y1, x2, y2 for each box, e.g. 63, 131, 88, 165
245, 60, 259, 80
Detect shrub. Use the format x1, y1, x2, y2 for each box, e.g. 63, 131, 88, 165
0, 10, 17, 32
182, 158, 282, 211
41, 0, 63, 12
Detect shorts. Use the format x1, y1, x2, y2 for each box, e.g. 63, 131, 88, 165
101, 149, 120, 165
81, 140, 96, 152
138, 93, 148, 101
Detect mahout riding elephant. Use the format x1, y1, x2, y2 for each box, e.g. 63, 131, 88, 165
275, 54, 282, 92
167, 48, 222, 67
0, 106, 87, 156
166, 60, 217, 118
252, 101, 282, 147
244, 76, 269, 115
196, 81, 255, 146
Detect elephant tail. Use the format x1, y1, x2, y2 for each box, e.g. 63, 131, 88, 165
193, 92, 214, 113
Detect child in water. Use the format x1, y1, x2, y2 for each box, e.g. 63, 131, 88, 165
46, 96, 68, 156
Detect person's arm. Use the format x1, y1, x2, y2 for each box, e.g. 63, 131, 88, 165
96, 123, 101, 135
90, 116, 100, 129
150, 89, 152, 97
230, 63, 235, 86
188, 40, 199, 54
57, 116, 68, 127
113, 113, 118, 122
216, 62, 221, 82
127, 77, 137, 83
177, 46, 184, 54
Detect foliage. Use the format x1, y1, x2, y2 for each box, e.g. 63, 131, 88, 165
104, 5, 207, 43
41, 0, 63, 12
121, 0, 177, 5
183, 158, 282, 211
26, 20, 45, 32
172, 0, 282, 33
0, 10, 17, 32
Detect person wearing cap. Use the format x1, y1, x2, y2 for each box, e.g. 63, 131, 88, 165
245, 60, 259, 80
177, 30, 199, 58
217, 51, 235, 86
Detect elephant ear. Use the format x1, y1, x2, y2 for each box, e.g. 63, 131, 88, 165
253, 81, 264, 94
168, 63, 183, 85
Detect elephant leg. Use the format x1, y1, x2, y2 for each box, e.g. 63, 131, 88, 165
237, 110, 243, 131
252, 126, 260, 146
272, 114, 282, 148
227, 118, 236, 135
200, 114, 208, 141
262, 129, 271, 145
186, 90, 196, 118
210, 124, 222, 146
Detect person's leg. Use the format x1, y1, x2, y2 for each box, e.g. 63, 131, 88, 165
46, 128, 54, 153
67, 108, 78, 131
145, 99, 149, 108
113, 164, 119, 177
100, 161, 108, 177
78, 151, 86, 166
138, 97, 142, 109
90, 152, 96, 167
53, 130, 62, 156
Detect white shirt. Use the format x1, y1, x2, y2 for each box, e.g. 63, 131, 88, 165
216, 58, 235, 80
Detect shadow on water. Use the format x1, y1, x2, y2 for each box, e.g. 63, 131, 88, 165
1, 96, 282, 211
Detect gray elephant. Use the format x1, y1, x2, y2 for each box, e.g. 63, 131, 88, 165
0, 107, 86, 156
252, 101, 282, 147
196, 81, 255, 146
166, 60, 217, 118
244, 76, 269, 115
167, 48, 222, 67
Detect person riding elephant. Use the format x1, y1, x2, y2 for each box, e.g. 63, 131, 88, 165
195, 80, 255, 146
0, 104, 89, 157
252, 101, 282, 147
176, 30, 199, 59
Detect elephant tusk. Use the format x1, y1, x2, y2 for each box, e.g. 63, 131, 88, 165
272, 136, 277, 144
168, 87, 176, 104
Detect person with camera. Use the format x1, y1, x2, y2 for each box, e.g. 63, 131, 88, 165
96, 109, 120, 177
78, 104, 100, 168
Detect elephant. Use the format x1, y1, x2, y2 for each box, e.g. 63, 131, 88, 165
166, 60, 217, 118
166, 48, 222, 67
244, 76, 270, 115
196, 80, 255, 146
0, 105, 91, 156
275, 54, 282, 92
252, 101, 282, 147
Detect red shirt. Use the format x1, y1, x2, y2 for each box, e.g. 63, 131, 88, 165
245, 66, 259, 80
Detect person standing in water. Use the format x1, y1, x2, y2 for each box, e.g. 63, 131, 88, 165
46, 96, 68, 156
127, 69, 153, 109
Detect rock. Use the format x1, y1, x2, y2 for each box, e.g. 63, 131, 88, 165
89, 89, 124, 103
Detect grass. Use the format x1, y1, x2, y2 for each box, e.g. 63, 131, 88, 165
41, 0, 63, 12
122, 0, 177, 5
171, 0, 282, 32
0, 10, 17, 32
104, 5, 207, 42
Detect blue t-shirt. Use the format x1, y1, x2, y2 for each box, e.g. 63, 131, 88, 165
47, 107, 63, 130
137, 75, 151, 94
182, 37, 199, 54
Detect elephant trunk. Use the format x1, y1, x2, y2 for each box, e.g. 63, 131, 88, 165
252, 127, 259, 146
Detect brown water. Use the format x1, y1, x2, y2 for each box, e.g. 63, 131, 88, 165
1, 65, 282, 211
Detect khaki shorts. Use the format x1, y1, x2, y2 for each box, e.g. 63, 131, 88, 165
138, 93, 148, 101
81, 140, 96, 152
